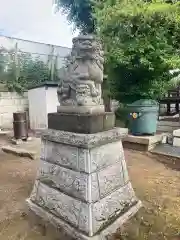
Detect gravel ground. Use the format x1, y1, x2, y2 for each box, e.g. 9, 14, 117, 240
0, 142, 179, 240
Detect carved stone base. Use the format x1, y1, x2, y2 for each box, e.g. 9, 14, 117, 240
27, 128, 141, 239
57, 105, 105, 114
48, 112, 115, 134
27, 199, 141, 240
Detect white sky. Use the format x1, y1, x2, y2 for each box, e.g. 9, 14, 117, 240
0, 0, 78, 47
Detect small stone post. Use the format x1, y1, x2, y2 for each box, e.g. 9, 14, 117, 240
27, 35, 141, 240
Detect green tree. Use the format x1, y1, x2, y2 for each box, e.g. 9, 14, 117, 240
55, 0, 116, 33
55, 0, 95, 33
94, 0, 180, 103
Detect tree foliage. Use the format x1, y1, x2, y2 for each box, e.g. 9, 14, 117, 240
55, 0, 117, 33
55, 0, 180, 103
95, 0, 180, 103
55, 0, 95, 33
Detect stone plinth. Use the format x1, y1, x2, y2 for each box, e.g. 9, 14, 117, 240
48, 112, 115, 134
27, 128, 141, 239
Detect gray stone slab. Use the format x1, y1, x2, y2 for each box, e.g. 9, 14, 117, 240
41, 140, 79, 171
1, 145, 36, 160
173, 129, 180, 137
173, 137, 180, 147
31, 182, 90, 234
30, 181, 138, 236
48, 112, 115, 134
151, 143, 180, 159
27, 198, 142, 240
92, 183, 137, 233
97, 162, 124, 198
90, 141, 124, 172
37, 141, 129, 202
42, 139, 126, 174
42, 128, 128, 149
37, 160, 99, 202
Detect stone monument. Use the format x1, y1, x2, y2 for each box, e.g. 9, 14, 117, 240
27, 35, 141, 240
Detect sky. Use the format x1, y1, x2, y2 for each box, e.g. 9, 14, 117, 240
0, 0, 78, 48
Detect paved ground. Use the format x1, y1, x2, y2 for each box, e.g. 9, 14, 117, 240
0, 138, 180, 239
151, 144, 180, 158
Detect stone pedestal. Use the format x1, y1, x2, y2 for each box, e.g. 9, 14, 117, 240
48, 112, 115, 134
27, 128, 141, 239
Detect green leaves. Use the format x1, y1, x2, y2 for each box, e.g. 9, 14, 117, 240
95, 0, 180, 103
55, 0, 95, 33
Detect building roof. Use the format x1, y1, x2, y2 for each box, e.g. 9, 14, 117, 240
28, 81, 59, 90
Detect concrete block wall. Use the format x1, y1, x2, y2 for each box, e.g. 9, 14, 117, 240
0, 91, 28, 129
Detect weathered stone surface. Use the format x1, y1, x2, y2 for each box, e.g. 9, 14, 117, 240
90, 141, 124, 172
36, 158, 126, 203
31, 182, 90, 234
30, 180, 40, 202
173, 137, 180, 147
28, 181, 139, 237
1, 145, 36, 160
173, 129, 180, 137
173, 129, 180, 146
27, 127, 141, 238
91, 173, 100, 203
92, 183, 137, 233
42, 139, 125, 174
27, 199, 142, 240
57, 105, 105, 114
123, 133, 170, 151
97, 162, 124, 198
37, 160, 88, 199
121, 155, 129, 184
37, 160, 99, 202
42, 128, 128, 149
48, 112, 115, 134
41, 140, 79, 171
57, 35, 104, 114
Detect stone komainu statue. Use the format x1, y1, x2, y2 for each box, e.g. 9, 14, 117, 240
57, 35, 104, 107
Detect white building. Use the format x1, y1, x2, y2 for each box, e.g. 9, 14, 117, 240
28, 82, 59, 130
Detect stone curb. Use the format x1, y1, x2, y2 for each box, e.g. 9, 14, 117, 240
1, 145, 36, 160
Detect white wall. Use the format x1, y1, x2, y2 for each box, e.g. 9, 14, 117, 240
46, 87, 59, 114
28, 86, 58, 130
28, 87, 47, 130
0, 91, 28, 129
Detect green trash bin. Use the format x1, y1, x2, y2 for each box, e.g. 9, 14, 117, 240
127, 99, 159, 136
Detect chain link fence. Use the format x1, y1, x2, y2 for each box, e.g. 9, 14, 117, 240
0, 35, 71, 92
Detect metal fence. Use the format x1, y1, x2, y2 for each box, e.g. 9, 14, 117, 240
0, 35, 71, 87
